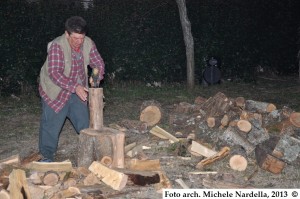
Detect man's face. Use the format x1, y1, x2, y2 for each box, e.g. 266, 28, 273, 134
66, 31, 85, 51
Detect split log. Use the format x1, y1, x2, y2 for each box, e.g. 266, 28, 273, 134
190, 141, 217, 157
245, 100, 276, 113
273, 134, 300, 163
89, 88, 104, 130
124, 142, 137, 153
247, 126, 269, 146
126, 159, 161, 171
140, 100, 162, 126
0, 154, 19, 165
89, 161, 128, 191
42, 171, 60, 186
196, 146, 230, 169
255, 145, 286, 174
150, 125, 179, 143
26, 161, 73, 172
237, 119, 252, 133
78, 128, 125, 168
78, 88, 125, 169
126, 145, 143, 158
263, 108, 292, 127
229, 145, 248, 171
9, 169, 32, 199
199, 92, 233, 118
221, 126, 255, 154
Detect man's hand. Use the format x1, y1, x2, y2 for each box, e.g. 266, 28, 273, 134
75, 85, 88, 101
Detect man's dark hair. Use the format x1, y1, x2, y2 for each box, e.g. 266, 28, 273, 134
65, 16, 87, 35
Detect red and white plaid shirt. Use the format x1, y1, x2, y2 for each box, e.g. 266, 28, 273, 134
39, 41, 105, 113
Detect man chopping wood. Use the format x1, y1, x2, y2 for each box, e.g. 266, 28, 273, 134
38, 16, 105, 162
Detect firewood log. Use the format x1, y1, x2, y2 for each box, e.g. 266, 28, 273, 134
42, 171, 60, 186
245, 100, 276, 113
221, 126, 255, 154
229, 145, 248, 171
234, 97, 245, 109
237, 119, 252, 133
140, 100, 162, 126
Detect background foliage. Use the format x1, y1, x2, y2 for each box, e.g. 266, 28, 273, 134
0, 0, 299, 96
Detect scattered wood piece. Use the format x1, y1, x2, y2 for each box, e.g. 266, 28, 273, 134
126, 145, 143, 158
229, 145, 248, 171
9, 169, 32, 199
150, 126, 179, 143
26, 160, 73, 172
190, 141, 217, 158
196, 146, 230, 169
89, 161, 128, 191
237, 119, 252, 133
124, 142, 137, 153
0, 154, 20, 165
175, 178, 190, 189
154, 171, 172, 193
127, 159, 161, 171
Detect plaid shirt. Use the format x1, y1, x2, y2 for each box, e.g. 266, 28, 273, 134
39, 41, 105, 113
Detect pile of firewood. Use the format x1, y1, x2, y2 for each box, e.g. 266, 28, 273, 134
167, 92, 300, 173
0, 152, 173, 199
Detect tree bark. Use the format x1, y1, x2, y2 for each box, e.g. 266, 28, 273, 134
176, 0, 195, 89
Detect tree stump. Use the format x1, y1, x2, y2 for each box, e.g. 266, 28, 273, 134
78, 88, 125, 168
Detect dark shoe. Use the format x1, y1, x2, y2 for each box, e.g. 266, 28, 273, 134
38, 158, 53, 162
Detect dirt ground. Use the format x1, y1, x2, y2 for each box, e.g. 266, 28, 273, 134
1, 77, 300, 198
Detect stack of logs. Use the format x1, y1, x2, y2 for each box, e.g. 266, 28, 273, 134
169, 92, 300, 174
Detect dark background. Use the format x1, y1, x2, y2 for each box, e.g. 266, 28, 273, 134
0, 0, 299, 95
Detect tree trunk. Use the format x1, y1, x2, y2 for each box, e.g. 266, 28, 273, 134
176, 0, 195, 89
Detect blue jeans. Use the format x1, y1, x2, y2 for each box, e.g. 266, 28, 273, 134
39, 94, 89, 161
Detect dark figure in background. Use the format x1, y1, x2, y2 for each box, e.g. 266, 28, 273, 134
202, 56, 222, 86
38, 16, 105, 162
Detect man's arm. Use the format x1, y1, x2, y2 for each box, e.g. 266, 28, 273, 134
89, 42, 105, 81
47, 43, 78, 93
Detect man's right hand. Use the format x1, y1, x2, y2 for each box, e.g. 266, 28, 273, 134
75, 85, 88, 101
